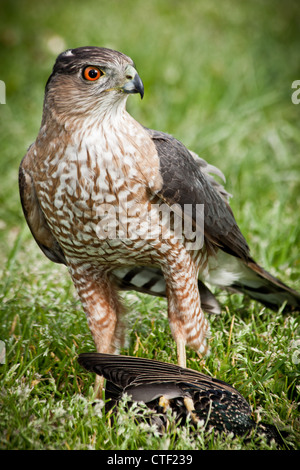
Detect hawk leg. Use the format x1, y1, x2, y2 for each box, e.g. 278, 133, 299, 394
162, 254, 210, 369
176, 337, 187, 369
70, 266, 124, 397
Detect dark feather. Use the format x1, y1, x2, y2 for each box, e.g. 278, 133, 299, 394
147, 128, 251, 261
232, 261, 300, 312
144, 128, 300, 312
78, 352, 286, 445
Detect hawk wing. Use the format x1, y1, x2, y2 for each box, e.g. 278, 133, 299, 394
146, 128, 300, 312
19, 153, 66, 265
147, 128, 251, 262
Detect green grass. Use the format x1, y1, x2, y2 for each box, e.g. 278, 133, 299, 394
0, 0, 299, 450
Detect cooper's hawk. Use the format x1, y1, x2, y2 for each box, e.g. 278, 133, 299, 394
78, 352, 284, 445
19, 47, 300, 370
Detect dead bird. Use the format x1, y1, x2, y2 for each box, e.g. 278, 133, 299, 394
78, 352, 287, 446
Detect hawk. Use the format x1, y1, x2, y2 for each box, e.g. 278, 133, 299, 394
19, 47, 300, 370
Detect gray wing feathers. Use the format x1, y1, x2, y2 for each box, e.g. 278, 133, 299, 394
189, 150, 232, 203
146, 128, 251, 261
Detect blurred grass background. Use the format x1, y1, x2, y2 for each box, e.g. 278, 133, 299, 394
0, 0, 299, 450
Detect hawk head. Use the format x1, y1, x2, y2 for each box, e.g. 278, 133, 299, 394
43, 46, 144, 125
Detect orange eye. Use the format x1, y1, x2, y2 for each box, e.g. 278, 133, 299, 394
83, 66, 104, 81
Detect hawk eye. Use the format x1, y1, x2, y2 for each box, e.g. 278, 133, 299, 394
83, 66, 104, 81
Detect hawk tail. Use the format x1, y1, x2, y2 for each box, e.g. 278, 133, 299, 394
112, 266, 221, 315
112, 260, 300, 315
230, 261, 300, 313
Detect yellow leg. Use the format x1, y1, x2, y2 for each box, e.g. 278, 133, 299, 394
176, 337, 186, 368
94, 375, 105, 399
158, 395, 170, 412
183, 397, 199, 424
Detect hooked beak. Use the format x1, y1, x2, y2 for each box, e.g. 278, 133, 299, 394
122, 65, 144, 99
